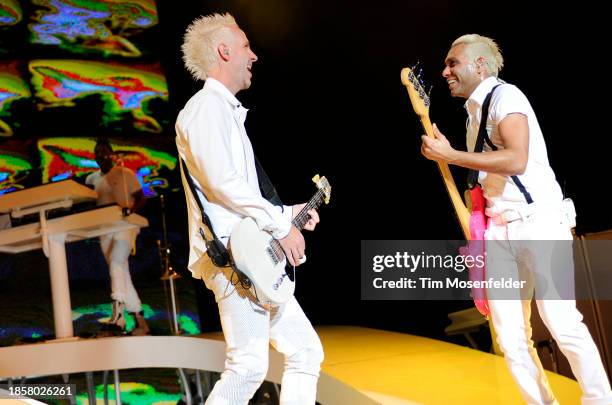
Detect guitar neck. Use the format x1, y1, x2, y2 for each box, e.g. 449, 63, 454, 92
292, 189, 325, 231
420, 114, 471, 240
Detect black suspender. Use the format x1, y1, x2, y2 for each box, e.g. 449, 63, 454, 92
466, 84, 534, 204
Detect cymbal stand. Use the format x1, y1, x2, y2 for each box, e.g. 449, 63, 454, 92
157, 194, 194, 404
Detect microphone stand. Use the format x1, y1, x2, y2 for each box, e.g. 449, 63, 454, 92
158, 194, 181, 334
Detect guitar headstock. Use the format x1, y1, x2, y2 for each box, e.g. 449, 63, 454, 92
400, 64, 431, 119
312, 174, 331, 204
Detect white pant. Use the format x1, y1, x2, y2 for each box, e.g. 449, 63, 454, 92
99, 229, 142, 313
199, 258, 324, 405
486, 206, 612, 405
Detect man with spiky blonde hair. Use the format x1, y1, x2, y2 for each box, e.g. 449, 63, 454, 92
421, 34, 612, 404
451, 34, 504, 77
175, 13, 323, 405
181, 13, 236, 81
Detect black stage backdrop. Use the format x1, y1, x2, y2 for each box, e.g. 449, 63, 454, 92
0, 1, 606, 342
156, 1, 608, 338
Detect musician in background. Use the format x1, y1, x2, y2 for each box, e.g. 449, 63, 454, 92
86, 139, 150, 336
421, 34, 611, 404
175, 13, 323, 404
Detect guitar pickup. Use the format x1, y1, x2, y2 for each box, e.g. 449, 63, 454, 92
267, 246, 281, 265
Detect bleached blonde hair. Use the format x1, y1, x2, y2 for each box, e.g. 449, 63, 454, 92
182, 13, 237, 80
452, 34, 504, 77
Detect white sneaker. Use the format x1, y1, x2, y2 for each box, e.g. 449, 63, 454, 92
103, 300, 126, 332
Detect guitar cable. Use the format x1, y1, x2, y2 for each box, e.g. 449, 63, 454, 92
227, 255, 256, 295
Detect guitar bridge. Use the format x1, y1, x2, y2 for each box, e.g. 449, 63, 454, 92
267, 241, 285, 265
267, 246, 281, 265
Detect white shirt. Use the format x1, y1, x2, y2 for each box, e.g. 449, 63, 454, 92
85, 165, 141, 208
175, 78, 292, 276
465, 77, 563, 215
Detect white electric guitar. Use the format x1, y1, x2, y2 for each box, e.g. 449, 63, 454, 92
229, 175, 331, 304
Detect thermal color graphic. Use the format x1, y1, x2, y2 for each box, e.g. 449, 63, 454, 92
0, 152, 33, 196
29, 59, 168, 133
0, 0, 22, 26
72, 303, 201, 335
76, 382, 181, 405
29, 0, 158, 57
0, 62, 32, 137
38, 137, 177, 197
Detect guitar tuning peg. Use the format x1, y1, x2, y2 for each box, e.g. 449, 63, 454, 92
312, 174, 320, 183
416, 70, 425, 86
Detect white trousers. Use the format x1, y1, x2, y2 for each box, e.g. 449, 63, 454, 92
99, 229, 142, 313
199, 258, 324, 405
486, 207, 612, 405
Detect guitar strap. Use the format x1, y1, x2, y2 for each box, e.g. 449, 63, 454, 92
254, 156, 283, 207
466, 84, 534, 204
180, 158, 230, 267
179, 156, 284, 267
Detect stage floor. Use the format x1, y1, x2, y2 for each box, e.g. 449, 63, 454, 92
316, 326, 581, 404
0, 325, 582, 404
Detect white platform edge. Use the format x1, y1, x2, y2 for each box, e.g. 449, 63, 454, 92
0, 335, 380, 405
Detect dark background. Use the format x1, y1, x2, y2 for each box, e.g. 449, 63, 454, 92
156, 0, 608, 338
1, 0, 608, 343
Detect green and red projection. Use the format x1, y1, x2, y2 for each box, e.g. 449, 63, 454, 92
38, 137, 176, 197
29, 59, 169, 133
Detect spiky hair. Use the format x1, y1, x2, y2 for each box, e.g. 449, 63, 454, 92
182, 13, 237, 80
452, 34, 504, 77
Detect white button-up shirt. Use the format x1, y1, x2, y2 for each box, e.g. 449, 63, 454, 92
465, 77, 563, 215
175, 78, 292, 276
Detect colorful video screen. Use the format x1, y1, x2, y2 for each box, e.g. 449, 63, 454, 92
38, 137, 177, 197
0, 0, 22, 27
0, 150, 34, 196
0, 0, 24, 56
28, 0, 159, 57
29, 59, 169, 134
0, 61, 32, 137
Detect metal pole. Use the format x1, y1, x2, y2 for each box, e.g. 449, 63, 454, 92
195, 370, 204, 404
113, 370, 121, 405
158, 195, 193, 403
178, 368, 192, 405
86, 372, 96, 405
169, 274, 180, 335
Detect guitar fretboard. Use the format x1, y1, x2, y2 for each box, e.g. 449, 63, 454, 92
292, 188, 325, 231
268, 184, 328, 264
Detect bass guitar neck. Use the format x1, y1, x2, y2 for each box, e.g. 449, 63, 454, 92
401, 67, 471, 240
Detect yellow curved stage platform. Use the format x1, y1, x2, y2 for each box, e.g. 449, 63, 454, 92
0, 326, 581, 404
318, 326, 581, 404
